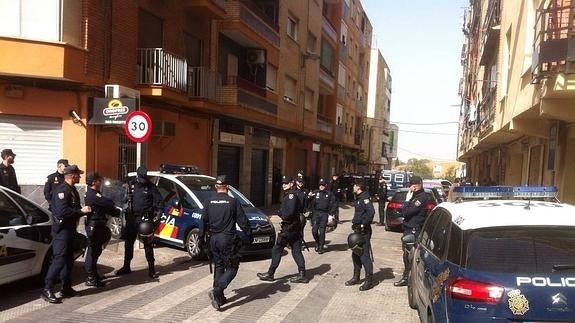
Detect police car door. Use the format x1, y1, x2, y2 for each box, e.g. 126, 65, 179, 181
0, 190, 40, 282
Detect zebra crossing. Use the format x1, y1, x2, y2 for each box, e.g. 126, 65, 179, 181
1, 207, 419, 323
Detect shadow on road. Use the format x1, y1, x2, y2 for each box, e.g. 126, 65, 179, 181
372, 267, 396, 286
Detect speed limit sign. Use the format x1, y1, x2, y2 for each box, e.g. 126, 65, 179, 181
124, 111, 152, 143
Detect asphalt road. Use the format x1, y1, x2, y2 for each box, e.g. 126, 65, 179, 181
0, 202, 419, 323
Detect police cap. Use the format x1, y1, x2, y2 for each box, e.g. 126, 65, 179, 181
281, 175, 293, 184
318, 178, 327, 186
408, 176, 423, 186
57, 159, 69, 166
1, 149, 15, 159
136, 166, 148, 178
63, 164, 84, 175
86, 172, 102, 185
215, 175, 228, 185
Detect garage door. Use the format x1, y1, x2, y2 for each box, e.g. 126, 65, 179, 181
217, 145, 240, 189
0, 115, 63, 185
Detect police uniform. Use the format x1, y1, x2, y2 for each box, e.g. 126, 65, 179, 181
345, 181, 375, 291
117, 166, 163, 278
42, 165, 90, 304
43, 159, 68, 208
0, 149, 20, 193
257, 175, 308, 283
309, 179, 337, 253
84, 172, 119, 287
394, 176, 430, 287
199, 175, 251, 310
327, 175, 340, 222
376, 178, 388, 226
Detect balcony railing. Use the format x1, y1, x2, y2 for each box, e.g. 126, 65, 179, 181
137, 48, 188, 92
188, 67, 222, 102
224, 0, 280, 47
478, 86, 496, 136
317, 114, 333, 134
322, 15, 338, 42
533, 0, 575, 79
479, 0, 500, 64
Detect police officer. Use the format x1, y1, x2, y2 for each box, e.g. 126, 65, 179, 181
257, 175, 308, 284
199, 175, 252, 310
294, 175, 311, 250
376, 175, 388, 226
327, 173, 341, 224
116, 165, 163, 279
309, 178, 337, 254
41, 165, 91, 304
0, 148, 20, 193
44, 159, 69, 209
84, 172, 119, 287
345, 179, 375, 291
394, 175, 430, 287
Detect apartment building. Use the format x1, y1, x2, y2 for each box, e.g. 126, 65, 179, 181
0, 0, 378, 206
459, 0, 575, 203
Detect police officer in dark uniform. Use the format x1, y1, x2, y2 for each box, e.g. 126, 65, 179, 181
257, 175, 308, 283
199, 175, 252, 310
327, 174, 341, 224
0, 148, 20, 193
309, 178, 337, 254
84, 172, 119, 287
394, 175, 430, 287
376, 175, 388, 226
294, 175, 311, 250
43, 159, 69, 209
116, 165, 163, 279
41, 165, 91, 304
345, 179, 375, 291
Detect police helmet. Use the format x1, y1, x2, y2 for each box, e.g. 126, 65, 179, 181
347, 232, 366, 256
138, 220, 155, 238
90, 225, 112, 245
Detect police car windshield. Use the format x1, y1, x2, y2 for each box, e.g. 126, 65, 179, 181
177, 176, 253, 207
466, 227, 575, 274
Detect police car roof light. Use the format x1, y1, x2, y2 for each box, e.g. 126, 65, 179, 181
452, 186, 557, 200
159, 163, 199, 174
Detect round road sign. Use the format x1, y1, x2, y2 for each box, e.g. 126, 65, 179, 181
124, 111, 152, 143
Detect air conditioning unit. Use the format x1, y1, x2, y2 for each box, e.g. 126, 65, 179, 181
105, 84, 141, 99
246, 49, 265, 65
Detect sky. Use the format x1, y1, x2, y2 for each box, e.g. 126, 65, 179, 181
362, 0, 467, 162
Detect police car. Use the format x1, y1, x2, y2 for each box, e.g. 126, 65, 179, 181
408, 186, 575, 322
0, 186, 53, 285
118, 164, 276, 259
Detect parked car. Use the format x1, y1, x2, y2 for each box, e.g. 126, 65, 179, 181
0, 186, 86, 285
383, 188, 438, 232
423, 180, 447, 202
408, 186, 575, 323
110, 164, 276, 259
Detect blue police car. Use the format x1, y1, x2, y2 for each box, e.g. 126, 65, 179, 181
119, 164, 275, 259
408, 186, 575, 322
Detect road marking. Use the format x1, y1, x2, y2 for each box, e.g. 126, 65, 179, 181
75, 269, 190, 314
124, 274, 213, 319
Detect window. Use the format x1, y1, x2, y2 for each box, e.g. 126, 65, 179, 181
266, 64, 278, 91
6, 190, 49, 224
429, 211, 451, 259
523, 0, 536, 73
0, 191, 24, 227
447, 225, 462, 265
287, 16, 298, 41
304, 88, 314, 111
338, 64, 346, 87
284, 75, 297, 103
320, 38, 334, 73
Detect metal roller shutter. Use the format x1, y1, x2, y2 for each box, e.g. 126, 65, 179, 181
0, 115, 63, 185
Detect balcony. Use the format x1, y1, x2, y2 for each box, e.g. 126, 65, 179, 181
479, 0, 500, 65
221, 0, 280, 47
222, 76, 277, 115
0, 37, 86, 82
317, 114, 333, 134
478, 87, 496, 137
136, 48, 222, 103
322, 15, 338, 43
533, 0, 575, 79
319, 67, 336, 92
185, 0, 226, 19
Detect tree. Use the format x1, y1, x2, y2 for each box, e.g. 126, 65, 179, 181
443, 165, 456, 182
405, 159, 433, 179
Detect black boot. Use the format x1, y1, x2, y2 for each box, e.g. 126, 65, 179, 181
148, 264, 158, 279
208, 289, 223, 311
86, 273, 106, 287
359, 274, 374, 291
41, 288, 61, 304
257, 270, 275, 281
394, 276, 408, 287
345, 274, 361, 286
289, 270, 309, 283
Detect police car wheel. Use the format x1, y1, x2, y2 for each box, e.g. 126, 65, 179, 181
407, 274, 417, 309
108, 216, 124, 239
185, 229, 204, 260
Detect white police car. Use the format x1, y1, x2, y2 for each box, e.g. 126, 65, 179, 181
0, 186, 53, 285
116, 164, 276, 259
408, 186, 575, 322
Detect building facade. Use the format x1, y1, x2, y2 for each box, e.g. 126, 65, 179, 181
0, 0, 378, 206
459, 0, 575, 203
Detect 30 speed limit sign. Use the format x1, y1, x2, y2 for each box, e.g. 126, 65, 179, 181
124, 111, 152, 143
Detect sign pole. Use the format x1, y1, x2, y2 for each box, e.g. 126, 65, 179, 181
136, 142, 141, 168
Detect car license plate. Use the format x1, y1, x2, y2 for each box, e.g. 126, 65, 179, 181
253, 236, 270, 244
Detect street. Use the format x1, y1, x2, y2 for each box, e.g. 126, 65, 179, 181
0, 203, 418, 323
